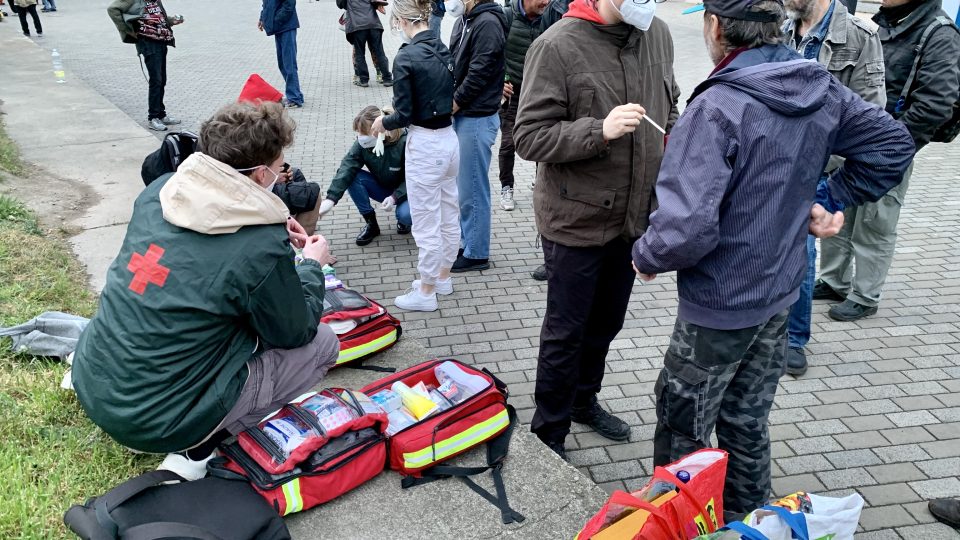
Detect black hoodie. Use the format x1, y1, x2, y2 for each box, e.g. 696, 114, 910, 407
450, 1, 508, 116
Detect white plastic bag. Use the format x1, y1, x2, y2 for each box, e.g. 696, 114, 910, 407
742, 492, 864, 540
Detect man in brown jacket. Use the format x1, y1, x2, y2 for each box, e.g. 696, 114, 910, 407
514, 0, 679, 458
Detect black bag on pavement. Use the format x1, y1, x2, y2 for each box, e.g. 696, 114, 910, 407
272, 167, 321, 215
140, 131, 200, 186
63, 470, 291, 540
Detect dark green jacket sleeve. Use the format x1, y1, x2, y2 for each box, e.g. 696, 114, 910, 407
247, 258, 326, 349
392, 181, 407, 205
326, 143, 366, 203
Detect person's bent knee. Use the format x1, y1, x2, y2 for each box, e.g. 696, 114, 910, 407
312, 323, 340, 371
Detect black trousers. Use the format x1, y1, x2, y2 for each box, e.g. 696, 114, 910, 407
137, 39, 168, 120
497, 81, 520, 189
531, 236, 637, 445
18, 4, 42, 35
349, 29, 391, 84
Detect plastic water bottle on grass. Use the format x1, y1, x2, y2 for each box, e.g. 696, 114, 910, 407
52, 49, 65, 83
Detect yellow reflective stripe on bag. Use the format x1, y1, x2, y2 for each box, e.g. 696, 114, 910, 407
281, 478, 303, 516
336, 328, 398, 365
402, 408, 510, 469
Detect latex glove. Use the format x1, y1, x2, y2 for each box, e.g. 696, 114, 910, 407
381, 196, 396, 212
318, 199, 335, 218
373, 132, 386, 157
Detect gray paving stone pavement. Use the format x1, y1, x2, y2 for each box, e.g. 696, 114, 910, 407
3, 0, 959, 537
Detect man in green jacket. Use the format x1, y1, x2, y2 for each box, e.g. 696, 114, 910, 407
319, 105, 411, 246
73, 101, 339, 480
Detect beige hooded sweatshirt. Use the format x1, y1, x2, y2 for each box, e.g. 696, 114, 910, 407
159, 152, 289, 234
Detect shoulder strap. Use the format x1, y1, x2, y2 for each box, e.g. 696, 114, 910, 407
896, 17, 954, 113
93, 471, 185, 538
123, 522, 225, 540
400, 405, 525, 524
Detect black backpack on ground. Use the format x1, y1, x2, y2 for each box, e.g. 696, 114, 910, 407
141, 131, 200, 186
63, 470, 291, 540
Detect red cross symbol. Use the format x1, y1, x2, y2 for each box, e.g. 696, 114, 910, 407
127, 244, 170, 295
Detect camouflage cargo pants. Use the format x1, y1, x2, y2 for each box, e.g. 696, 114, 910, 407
653, 311, 788, 522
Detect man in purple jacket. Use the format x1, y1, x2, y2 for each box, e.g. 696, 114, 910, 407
631, 0, 914, 521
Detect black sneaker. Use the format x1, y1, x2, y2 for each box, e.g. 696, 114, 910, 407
354, 79, 369, 88
451, 255, 490, 273
812, 280, 845, 301
828, 299, 878, 322
546, 441, 568, 462
396, 222, 411, 235
382, 79, 394, 87
531, 264, 547, 281
571, 399, 630, 442
785, 347, 807, 376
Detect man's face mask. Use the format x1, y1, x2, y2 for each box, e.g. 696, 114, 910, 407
357, 134, 378, 148
609, 0, 658, 31
261, 165, 282, 192
446, 0, 465, 18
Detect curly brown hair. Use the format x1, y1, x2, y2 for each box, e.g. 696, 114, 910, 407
199, 101, 296, 172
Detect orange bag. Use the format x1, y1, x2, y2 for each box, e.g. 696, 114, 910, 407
578, 449, 728, 540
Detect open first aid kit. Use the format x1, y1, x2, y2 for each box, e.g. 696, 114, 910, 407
210, 360, 523, 523
320, 286, 402, 370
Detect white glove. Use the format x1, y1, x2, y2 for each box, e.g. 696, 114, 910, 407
372, 132, 385, 157
380, 196, 396, 212
318, 199, 335, 218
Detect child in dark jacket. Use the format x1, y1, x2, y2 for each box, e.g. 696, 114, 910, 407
370, 0, 458, 312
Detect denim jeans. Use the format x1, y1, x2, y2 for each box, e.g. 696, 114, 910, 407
428, 13, 443, 41
453, 113, 499, 260
275, 30, 303, 105
42, 0, 56, 9
346, 170, 412, 226
787, 234, 817, 350
136, 39, 168, 120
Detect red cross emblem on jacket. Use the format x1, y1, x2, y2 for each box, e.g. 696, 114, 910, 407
128, 244, 170, 295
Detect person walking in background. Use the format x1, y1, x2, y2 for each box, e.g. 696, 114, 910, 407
15, 0, 41, 36
429, 0, 444, 39
370, 0, 457, 312
449, 0, 507, 273
40, 0, 53, 12
107, 0, 185, 131
634, 0, 913, 521
514, 0, 680, 458
497, 0, 550, 212
339, 0, 394, 87
321, 105, 413, 245
816, 0, 960, 323
259, 0, 305, 108
780, 0, 886, 376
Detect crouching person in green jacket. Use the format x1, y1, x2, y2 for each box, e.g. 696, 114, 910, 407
320, 105, 412, 246
72, 101, 340, 480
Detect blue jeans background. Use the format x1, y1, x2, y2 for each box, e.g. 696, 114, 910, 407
275, 30, 303, 105
788, 234, 817, 350
346, 170, 412, 226
454, 113, 499, 260
42, 0, 56, 9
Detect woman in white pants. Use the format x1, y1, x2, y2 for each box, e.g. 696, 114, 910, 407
372, 0, 458, 312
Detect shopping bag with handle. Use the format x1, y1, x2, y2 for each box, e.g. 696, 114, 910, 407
578, 449, 728, 540
694, 491, 864, 540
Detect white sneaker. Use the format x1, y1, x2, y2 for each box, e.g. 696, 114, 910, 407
412, 278, 453, 296
500, 186, 515, 211
157, 452, 214, 481
394, 287, 438, 312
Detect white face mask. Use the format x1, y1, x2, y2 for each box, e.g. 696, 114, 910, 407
446, 0, 465, 18
357, 134, 378, 148
262, 165, 281, 192
610, 0, 656, 31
